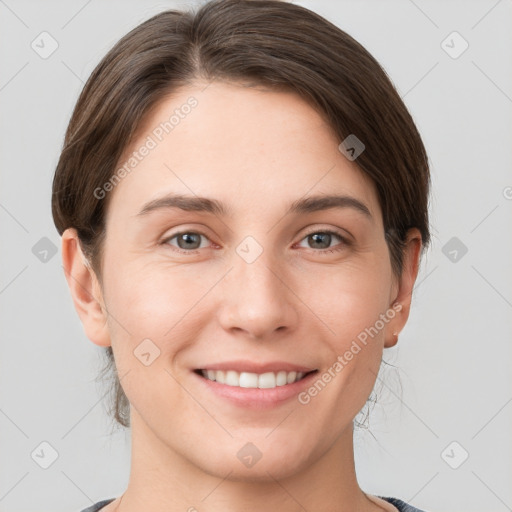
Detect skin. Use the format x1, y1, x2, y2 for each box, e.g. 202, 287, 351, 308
62, 81, 422, 512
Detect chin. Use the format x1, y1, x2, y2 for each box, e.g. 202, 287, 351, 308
191, 437, 315, 482
201, 458, 308, 483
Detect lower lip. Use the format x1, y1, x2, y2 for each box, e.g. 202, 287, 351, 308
193, 371, 318, 409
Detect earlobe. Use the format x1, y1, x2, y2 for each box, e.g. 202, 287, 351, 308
61, 228, 111, 347
384, 228, 423, 348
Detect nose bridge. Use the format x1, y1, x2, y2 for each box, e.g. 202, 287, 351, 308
233, 235, 285, 303
218, 235, 297, 336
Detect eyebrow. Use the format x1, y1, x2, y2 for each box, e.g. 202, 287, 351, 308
136, 193, 372, 220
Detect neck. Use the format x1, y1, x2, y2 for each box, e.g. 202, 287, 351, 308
116, 410, 382, 512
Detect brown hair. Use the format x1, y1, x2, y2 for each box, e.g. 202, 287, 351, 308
52, 0, 431, 429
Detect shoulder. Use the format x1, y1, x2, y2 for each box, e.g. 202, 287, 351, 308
379, 496, 429, 512
78, 498, 116, 512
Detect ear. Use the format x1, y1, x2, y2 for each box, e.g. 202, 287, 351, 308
61, 228, 111, 347
384, 228, 423, 348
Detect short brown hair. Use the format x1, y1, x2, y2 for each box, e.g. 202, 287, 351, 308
52, 0, 431, 429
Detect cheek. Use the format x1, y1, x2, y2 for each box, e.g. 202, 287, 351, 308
104, 246, 393, 359
295, 262, 392, 408
300, 259, 393, 346
102, 265, 204, 425
105, 259, 214, 340
102, 261, 222, 415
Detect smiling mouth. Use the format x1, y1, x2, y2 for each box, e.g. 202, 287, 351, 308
194, 369, 318, 389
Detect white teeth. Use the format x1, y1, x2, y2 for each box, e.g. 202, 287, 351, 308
200, 369, 309, 388
225, 370, 239, 386
276, 371, 287, 386
286, 371, 297, 384
258, 372, 276, 388
239, 372, 258, 388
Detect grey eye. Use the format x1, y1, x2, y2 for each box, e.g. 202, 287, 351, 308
165, 232, 208, 251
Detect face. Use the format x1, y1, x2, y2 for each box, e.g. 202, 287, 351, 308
65, 81, 420, 481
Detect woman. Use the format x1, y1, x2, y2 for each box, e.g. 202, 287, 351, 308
52, 1, 431, 510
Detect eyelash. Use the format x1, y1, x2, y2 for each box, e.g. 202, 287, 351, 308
161, 228, 351, 256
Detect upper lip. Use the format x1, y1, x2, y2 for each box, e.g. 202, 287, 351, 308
195, 360, 316, 373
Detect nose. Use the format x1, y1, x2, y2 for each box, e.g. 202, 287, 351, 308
217, 247, 299, 340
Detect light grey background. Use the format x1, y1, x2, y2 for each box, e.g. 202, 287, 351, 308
1, 1, 511, 511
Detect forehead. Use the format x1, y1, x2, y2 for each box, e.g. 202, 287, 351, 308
106, 81, 381, 225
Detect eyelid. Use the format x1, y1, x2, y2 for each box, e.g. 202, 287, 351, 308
300, 225, 352, 241
160, 223, 214, 242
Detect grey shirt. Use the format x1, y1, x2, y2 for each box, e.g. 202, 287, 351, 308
79, 496, 427, 511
